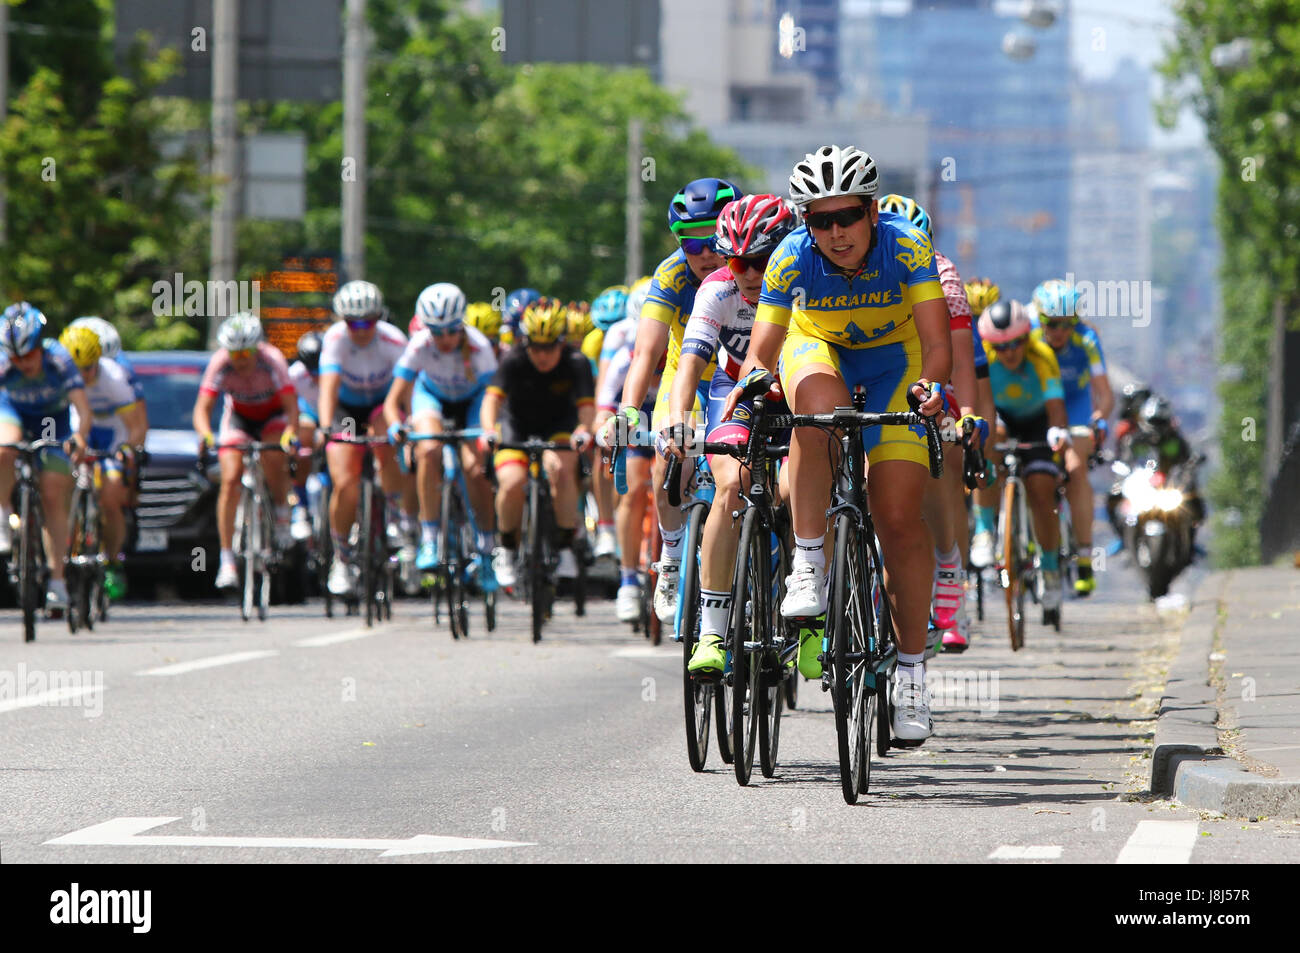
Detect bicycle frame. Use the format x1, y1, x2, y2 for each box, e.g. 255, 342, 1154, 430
326, 432, 396, 626
2, 438, 60, 642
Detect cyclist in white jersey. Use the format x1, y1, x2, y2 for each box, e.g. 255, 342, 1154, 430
288, 330, 323, 539
663, 194, 799, 673
61, 327, 147, 601
383, 283, 498, 579
318, 280, 415, 597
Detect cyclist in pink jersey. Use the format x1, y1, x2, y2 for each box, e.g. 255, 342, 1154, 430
193, 313, 299, 590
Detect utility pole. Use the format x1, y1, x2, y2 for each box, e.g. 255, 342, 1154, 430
209, 0, 239, 345
625, 118, 642, 286
341, 0, 367, 282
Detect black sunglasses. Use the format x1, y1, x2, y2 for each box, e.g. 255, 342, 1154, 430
992, 337, 1028, 352
805, 205, 869, 231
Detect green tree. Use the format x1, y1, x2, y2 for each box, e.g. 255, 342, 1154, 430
1159, 0, 1300, 566
0, 35, 204, 346
258, 0, 755, 317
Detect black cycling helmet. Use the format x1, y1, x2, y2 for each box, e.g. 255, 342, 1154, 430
1119, 382, 1152, 420
1139, 394, 1174, 430
296, 330, 323, 374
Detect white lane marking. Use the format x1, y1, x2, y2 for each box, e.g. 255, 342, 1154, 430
136, 650, 278, 677
0, 685, 103, 715
45, 817, 532, 857
988, 845, 1063, 860
293, 628, 374, 648
609, 646, 680, 659
1116, 821, 1199, 864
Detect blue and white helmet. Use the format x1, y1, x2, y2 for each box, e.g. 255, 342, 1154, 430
414, 282, 467, 333
70, 316, 122, 360
0, 302, 47, 357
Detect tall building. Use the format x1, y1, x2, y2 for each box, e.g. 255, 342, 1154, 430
850, 0, 1073, 302
772, 0, 841, 111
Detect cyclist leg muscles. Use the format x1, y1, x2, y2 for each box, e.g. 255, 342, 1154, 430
782, 332, 848, 541
39, 467, 74, 581
411, 410, 444, 523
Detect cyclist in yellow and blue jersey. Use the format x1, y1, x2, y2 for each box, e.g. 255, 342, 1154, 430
608, 176, 740, 625
972, 299, 1070, 613
727, 145, 950, 745
1029, 278, 1114, 595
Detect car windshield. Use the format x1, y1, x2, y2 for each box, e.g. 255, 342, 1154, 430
133, 363, 219, 432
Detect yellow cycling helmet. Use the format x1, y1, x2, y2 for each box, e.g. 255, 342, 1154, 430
60, 325, 102, 368
566, 301, 593, 341
964, 277, 1001, 317
464, 301, 501, 341
520, 296, 569, 345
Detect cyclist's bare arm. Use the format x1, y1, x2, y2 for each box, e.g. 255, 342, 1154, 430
950, 326, 978, 419
479, 389, 501, 435
120, 402, 147, 447
317, 372, 340, 431
913, 298, 953, 409
1046, 396, 1069, 430
620, 318, 670, 411
192, 390, 216, 442
1090, 371, 1114, 421
383, 376, 413, 430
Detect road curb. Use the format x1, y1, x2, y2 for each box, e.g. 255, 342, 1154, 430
1149, 571, 1227, 796
1150, 570, 1300, 817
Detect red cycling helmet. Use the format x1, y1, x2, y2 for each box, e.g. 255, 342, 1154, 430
714, 194, 799, 259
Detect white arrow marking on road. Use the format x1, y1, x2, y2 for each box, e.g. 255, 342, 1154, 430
136, 650, 278, 677
294, 628, 375, 648
1116, 820, 1198, 864
0, 685, 103, 715
45, 817, 533, 857
988, 845, 1063, 860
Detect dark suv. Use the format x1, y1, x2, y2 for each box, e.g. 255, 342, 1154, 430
124, 351, 221, 596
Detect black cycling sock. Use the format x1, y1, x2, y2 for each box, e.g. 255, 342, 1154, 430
552, 527, 577, 552
501, 530, 520, 551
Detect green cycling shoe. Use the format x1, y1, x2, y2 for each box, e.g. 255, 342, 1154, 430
688, 632, 726, 674
104, 565, 126, 601
797, 628, 823, 680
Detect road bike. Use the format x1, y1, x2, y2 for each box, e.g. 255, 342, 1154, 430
2, 438, 60, 642
766, 390, 943, 804
65, 448, 115, 633
491, 438, 589, 643
992, 439, 1060, 648
402, 428, 498, 640
206, 441, 287, 623
326, 432, 397, 627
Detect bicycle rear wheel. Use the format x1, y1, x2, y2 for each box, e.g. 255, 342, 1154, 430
1001, 480, 1024, 651
678, 502, 711, 772
827, 511, 873, 804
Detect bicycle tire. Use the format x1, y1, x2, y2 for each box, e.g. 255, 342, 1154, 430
573, 534, 587, 617
258, 495, 272, 621
1001, 479, 1024, 651
66, 487, 88, 634
360, 479, 376, 627
828, 511, 871, 804
442, 483, 469, 641
731, 507, 764, 786
679, 502, 711, 772
755, 516, 786, 778
528, 479, 547, 643
19, 482, 42, 642
772, 527, 797, 713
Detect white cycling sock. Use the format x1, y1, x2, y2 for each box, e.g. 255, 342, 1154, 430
896, 654, 925, 685
792, 534, 826, 571
699, 589, 731, 637
660, 526, 683, 563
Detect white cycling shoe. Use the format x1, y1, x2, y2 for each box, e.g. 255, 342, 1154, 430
781, 564, 826, 618
493, 548, 517, 589
616, 583, 641, 623
970, 531, 995, 569
653, 561, 680, 623
892, 673, 933, 743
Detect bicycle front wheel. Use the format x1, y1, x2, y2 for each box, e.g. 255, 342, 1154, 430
1001, 479, 1024, 651
19, 483, 41, 642
679, 502, 711, 772
827, 511, 873, 804
360, 480, 376, 628
730, 508, 765, 786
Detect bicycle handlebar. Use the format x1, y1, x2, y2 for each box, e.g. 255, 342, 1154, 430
0, 438, 64, 453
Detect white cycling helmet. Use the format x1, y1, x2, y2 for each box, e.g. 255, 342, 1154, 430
217, 311, 263, 351
625, 276, 652, 322
414, 282, 467, 333
70, 316, 122, 360
788, 144, 879, 208
333, 279, 386, 321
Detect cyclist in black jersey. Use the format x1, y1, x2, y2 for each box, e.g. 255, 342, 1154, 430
479, 298, 595, 588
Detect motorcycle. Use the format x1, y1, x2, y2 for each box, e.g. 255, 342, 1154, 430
1108, 455, 1202, 599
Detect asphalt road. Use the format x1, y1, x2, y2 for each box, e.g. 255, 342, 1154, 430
2, 556, 1298, 864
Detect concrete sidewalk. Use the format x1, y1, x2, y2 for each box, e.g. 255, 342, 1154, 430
1150, 566, 1300, 816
